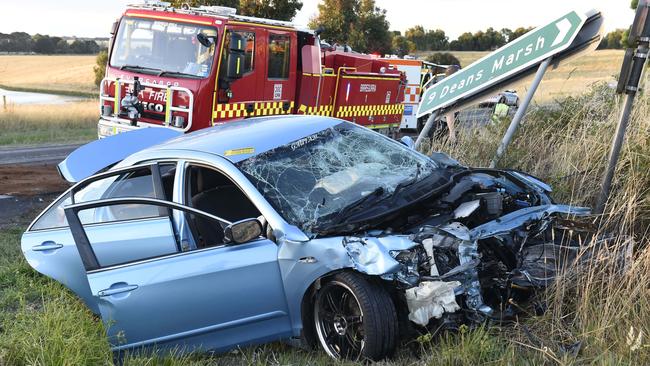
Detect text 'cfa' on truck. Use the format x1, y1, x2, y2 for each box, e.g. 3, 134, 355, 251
97, 1, 444, 138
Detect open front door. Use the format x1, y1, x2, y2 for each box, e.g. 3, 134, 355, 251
65, 197, 292, 353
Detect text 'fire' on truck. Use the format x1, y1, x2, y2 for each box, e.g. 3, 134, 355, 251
98, 2, 410, 138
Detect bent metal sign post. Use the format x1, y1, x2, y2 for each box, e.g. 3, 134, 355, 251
417, 11, 587, 118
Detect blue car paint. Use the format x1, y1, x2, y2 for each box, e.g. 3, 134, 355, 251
277, 235, 418, 335
470, 204, 590, 240
88, 237, 292, 351
22, 116, 593, 355
58, 127, 182, 183
145, 116, 341, 164
21, 227, 100, 314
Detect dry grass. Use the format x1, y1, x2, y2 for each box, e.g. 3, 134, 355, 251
0, 55, 97, 95
0, 101, 98, 145
418, 83, 650, 364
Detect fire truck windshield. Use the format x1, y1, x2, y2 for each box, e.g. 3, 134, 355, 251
110, 17, 218, 79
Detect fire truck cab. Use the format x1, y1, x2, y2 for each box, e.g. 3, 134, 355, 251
98, 2, 406, 138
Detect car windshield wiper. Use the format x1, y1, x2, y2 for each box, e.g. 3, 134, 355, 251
327, 187, 386, 226
157, 71, 202, 79
389, 163, 422, 199
119, 65, 162, 75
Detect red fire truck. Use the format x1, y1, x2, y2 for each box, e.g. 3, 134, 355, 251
97, 2, 406, 138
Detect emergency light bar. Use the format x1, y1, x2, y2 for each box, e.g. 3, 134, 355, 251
142, 0, 170, 7
198, 6, 237, 17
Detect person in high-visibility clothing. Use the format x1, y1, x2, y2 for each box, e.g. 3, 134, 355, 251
491, 96, 510, 123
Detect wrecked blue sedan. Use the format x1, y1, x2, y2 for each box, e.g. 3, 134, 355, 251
21, 116, 591, 360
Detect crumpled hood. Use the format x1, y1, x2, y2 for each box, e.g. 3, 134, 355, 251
343, 235, 417, 275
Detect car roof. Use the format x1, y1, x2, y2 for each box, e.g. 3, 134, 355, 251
143, 115, 341, 163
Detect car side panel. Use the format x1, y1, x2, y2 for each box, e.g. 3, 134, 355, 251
21, 229, 99, 313
87, 238, 293, 352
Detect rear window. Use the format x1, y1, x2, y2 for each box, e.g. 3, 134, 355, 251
30, 193, 72, 231
29, 164, 176, 231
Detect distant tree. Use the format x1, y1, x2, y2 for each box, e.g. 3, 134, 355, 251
449, 27, 507, 51
94, 50, 108, 87
348, 0, 392, 54
405, 25, 427, 50
309, 0, 359, 46
631, 0, 638, 9
405, 26, 448, 51
425, 52, 461, 68
239, 0, 303, 21
310, 0, 391, 54
500, 28, 513, 43
55, 39, 70, 54
426, 29, 448, 50
32, 35, 55, 54
509, 27, 533, 42
0, 32, 33, 53
391, 34, 415, 57
598, 29, 626, 49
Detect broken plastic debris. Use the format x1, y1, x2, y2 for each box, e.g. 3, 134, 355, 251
405, 281, 461, 326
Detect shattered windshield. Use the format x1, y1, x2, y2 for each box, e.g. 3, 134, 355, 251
238, 123, 440, 233
110, 17, 217, 78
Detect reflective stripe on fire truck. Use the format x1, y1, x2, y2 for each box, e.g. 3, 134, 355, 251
212, 101, 295, 120
336, 104, 405, 118
297, 104, 334, 116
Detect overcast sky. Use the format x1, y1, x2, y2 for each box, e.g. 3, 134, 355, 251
0, 0, 635, 39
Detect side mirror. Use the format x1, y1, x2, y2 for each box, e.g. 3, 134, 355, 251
400, 136, 415, 149
110, 20, 119, 36
224, 218, 262, 245
197, 32, 216, 48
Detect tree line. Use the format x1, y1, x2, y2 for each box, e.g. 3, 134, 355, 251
0, 32, 103, 54
169, 0, 303, 21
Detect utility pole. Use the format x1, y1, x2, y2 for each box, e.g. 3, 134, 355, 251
595, 0, 650, 214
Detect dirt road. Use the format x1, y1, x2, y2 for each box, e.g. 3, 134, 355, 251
0, 163, 70, 228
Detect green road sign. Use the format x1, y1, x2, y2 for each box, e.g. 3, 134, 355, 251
417, 11, 587, 118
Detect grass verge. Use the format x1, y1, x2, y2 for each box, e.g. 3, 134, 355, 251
1, 84, 649, 365
0, 101, 97, 146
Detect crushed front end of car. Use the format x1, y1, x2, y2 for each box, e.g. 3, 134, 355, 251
236, 121, 627, 359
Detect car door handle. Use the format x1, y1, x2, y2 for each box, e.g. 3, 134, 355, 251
32, 242, 64, 252
98, 285, 139, 297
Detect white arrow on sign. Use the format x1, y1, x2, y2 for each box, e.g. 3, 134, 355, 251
552, 18, 573, 46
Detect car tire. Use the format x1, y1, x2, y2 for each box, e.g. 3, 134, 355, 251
313, 272, 398, 361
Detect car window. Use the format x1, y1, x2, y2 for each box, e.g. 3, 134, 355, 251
268, 34, 290, 79
219, 30, 255, 78
185, 165, 261, 249
75, 164, 176, 225
30, 192, 72, 231
30, 164, 176, 231
77, 203, 179, 268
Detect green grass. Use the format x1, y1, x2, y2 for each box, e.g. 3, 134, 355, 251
0, 101, 97, 146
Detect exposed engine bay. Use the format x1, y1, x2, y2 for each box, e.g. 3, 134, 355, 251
341, 169, 597, 330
